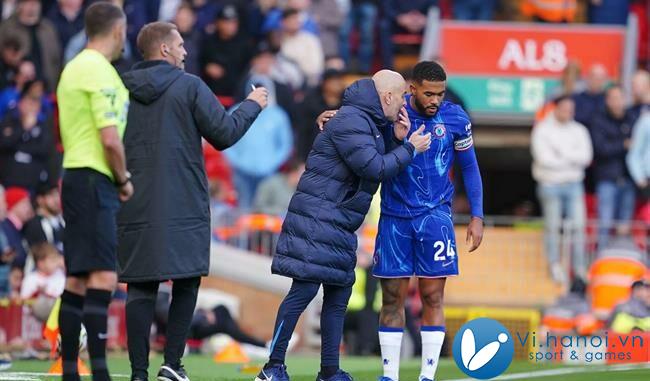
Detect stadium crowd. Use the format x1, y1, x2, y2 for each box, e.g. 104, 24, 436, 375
0, 0, 648, 366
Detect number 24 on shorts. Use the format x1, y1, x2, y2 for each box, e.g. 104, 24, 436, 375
433, 240, 456, 261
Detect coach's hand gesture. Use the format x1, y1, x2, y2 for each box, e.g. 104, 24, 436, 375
247, 87, 269, 109
408, 124, 431, 153
394, 107, 410, 141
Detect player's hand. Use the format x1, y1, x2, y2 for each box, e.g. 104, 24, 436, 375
394, 107, 410, 141
408, 124, 431, 153
466, 216, 484, 252
118, 181, 134, 203
247, 87, 269, 109
317, 109, 338, 130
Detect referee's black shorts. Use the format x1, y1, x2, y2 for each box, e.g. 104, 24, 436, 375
62, 168, 120, 276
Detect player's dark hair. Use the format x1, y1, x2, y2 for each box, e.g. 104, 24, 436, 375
553, 94, 574, 105
84, 2, 125, 39
412, 61, 447, 84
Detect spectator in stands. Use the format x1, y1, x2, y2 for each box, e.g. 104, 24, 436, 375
23, 183, 64, 253
19, 242, 64, 302
573, 64, 608, 131
0, 80, 54, 192
225, 81, 293, 209
64, 23, 135, 74
46, 0, 84, 53
246, 0, 276, 38
253, 158, 305, 216
235, 41, 299, 131
158, 0, 181, 21
209, 179, 233, 231
531, 95, 592, 282
0, 34, 26, 90
0, 185, 13, 298
173, 1, 200, 76
339, 0, 378, 74
238, 40, 304, 95
1, 1, 17, 20
200, 4, 253, 96
588, 0, 629, 25
0, 0, 61, 91
279, 8, 324, 87
0, 61, 45, 120
379, 0, 436, 69
549, 60, 584, 99
105, 0, 157, 59
627, 109, 650, 195
263, 0, 319, 35
310, 0, 344, 59
521, 0, 577, 23
295, 68, 345, 161
590, 85, 635, 249
626, 69, 650, 126
190, 0, 220, 31
453, 0, 496, 21
0, 187, 33, 273
609, 280, 650, 333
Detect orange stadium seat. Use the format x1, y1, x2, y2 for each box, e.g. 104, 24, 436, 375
588, 257, 647, 319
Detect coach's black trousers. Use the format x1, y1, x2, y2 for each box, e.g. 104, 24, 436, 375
126, 277, 200, 379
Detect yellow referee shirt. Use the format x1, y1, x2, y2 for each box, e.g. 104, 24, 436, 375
57, 49, 129, 180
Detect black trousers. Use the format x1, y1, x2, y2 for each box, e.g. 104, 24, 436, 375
126, 277, 200, 379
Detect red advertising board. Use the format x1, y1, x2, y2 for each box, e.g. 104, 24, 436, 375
440, 23, 626, 78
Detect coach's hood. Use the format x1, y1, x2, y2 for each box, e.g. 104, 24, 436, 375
122, 60, 183, 105
342, 78, 387, 125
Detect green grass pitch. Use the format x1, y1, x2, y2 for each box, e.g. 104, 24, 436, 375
3, 354, 649, 381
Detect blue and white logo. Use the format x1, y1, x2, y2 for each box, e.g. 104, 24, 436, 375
433, 124, 446, 139
452, 318, 514, 379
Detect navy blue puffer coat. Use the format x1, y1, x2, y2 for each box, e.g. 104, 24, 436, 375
272, 79, 415, 286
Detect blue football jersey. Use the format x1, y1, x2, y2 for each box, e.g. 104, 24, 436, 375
380, 96, 474, 218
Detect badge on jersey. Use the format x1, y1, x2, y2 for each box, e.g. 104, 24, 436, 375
433, 124, 446, 139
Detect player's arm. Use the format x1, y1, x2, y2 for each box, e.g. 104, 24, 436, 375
454, 113, 484, 252
89, 82, 132, 201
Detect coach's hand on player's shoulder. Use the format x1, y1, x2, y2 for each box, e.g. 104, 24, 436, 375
394, 106, 410, 141
118, 181, 134, 203
247, 87, 269, 109
316, 109, 338, 130
408, 124, 431, 153
466, 216, 484, 252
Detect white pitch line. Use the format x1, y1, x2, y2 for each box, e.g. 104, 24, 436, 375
448, 363, 650, 381
0, 372, 130, 380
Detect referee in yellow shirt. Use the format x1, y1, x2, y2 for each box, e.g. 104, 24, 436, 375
56, 3, 132, 381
